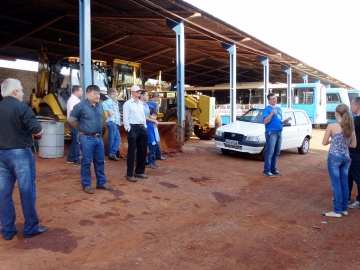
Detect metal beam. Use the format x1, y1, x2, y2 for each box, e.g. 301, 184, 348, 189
257, 56, 269, 107
0, 16, 64, 51
222, 42, 237, 122
167, 18, 185, 146
79, 0, 92, 94
281, 66, 292, 108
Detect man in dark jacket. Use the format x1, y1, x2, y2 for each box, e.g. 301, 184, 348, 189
0, 78, 47, 240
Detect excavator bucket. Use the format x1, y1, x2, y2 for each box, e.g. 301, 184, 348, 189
102, 122, 181, 157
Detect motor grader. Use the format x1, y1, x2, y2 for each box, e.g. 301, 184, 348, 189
110, 63, 222, 142
31, 47, 123, 154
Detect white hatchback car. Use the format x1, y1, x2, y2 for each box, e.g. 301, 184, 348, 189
214, 108, 312, 159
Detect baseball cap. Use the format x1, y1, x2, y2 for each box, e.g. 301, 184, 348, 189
130, 85, 141, 92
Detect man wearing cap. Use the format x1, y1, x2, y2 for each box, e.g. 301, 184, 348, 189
123, 85, 148, 182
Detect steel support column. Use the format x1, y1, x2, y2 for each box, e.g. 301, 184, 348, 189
167, 19, 185, 145
221, 43, 236, 122
299, 73, 308, 84
257, 56, 269, 107
281, 66, 292, 108
79, 0, 92, 98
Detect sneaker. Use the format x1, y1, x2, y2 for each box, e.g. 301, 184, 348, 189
263, 172, 275, 178
322, 211, 342, 218
67, 159, 74, 164
342, 211, 349, 216
156, 156, 167, 160
271, 171, 282, 176
154, 163, 159, 167
146, 164, 156, 169
109, 155, 120, 161
73, 161, 81, 166
348, 200, 360, 209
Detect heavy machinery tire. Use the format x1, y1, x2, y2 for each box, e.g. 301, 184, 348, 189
38, 106, 59, 121
193, 111, 222, 140
163, 107, 194, 141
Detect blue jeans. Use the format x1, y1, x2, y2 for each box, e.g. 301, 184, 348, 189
106, 121, 120, 156
348, 155, 360, 201
79, 135, 107, 188
327, 153, 351, 214
0, 149, 40, 238
127, 126, 148, 176
67, 124, 80, 162
148, 143, 156, 165
263, 130, 282, 174
155, 143, 162, 159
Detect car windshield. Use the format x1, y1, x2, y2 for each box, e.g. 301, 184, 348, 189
236, 108, 263, 123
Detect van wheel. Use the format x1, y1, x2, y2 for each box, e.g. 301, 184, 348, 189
221, 148, 230, 155
298, 137, 310, 154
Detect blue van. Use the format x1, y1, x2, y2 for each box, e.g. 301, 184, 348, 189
326, 88, 350, 124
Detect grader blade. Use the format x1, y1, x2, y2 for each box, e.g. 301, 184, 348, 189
157, 122, 181, 151
103, 122, 181, 157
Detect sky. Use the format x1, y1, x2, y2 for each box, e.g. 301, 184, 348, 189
186, 0, 360, 89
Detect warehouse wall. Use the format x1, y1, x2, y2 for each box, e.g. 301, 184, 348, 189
0, 67, 37, 105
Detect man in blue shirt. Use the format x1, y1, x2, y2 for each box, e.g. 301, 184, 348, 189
69, 85, 113, 194
262, 93, 290, 177
147, 92, 159, 112
102, 88, 121, 161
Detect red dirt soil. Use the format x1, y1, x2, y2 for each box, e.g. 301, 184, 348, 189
1, 129, 359, 270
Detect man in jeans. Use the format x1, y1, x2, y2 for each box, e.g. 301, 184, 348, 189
102, 88, 120, 161
262, 93, 290, 177
69, 85, 113, 194
348, 97, 360, 208
66, 85, 82, 166
0, 78, 47, 240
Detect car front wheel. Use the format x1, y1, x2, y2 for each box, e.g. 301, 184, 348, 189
298, 137, 310, 154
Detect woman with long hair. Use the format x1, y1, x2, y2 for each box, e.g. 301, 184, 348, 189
322, 103, 357, 217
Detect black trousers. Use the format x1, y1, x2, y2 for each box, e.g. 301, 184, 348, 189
127, 126, 148, 176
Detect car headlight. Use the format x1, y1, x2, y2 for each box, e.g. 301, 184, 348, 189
215, 130, 223, 136
245, 135, 260, 142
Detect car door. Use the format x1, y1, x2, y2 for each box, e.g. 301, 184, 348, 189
293, 111, 311, 147
281, 111, 297, 149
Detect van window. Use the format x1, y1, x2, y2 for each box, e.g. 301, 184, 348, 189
327, 93, 340, 103
293, 88, 313, 104
294, 111, 309, 125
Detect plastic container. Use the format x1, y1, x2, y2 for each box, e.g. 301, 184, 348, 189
38, 121, 64, 158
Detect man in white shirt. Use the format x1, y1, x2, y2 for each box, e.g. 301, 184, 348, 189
123, 85, 148, 182
66, 85, 83, 166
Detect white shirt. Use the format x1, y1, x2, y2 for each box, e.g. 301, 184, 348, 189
67, 94, 81, 119
123, 98, 147, 131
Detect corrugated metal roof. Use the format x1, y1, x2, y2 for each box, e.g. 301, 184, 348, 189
0, 0, 353, 88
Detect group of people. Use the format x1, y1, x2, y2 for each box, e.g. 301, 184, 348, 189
67, 84, 166, 193
321, 98, 360, 218
0, 78, 167, 240
262, 92, 360, 218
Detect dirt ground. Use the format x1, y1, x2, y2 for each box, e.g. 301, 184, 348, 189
1, 129, 360, 270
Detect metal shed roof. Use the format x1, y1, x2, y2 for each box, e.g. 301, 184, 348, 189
0, 0, 354, 89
